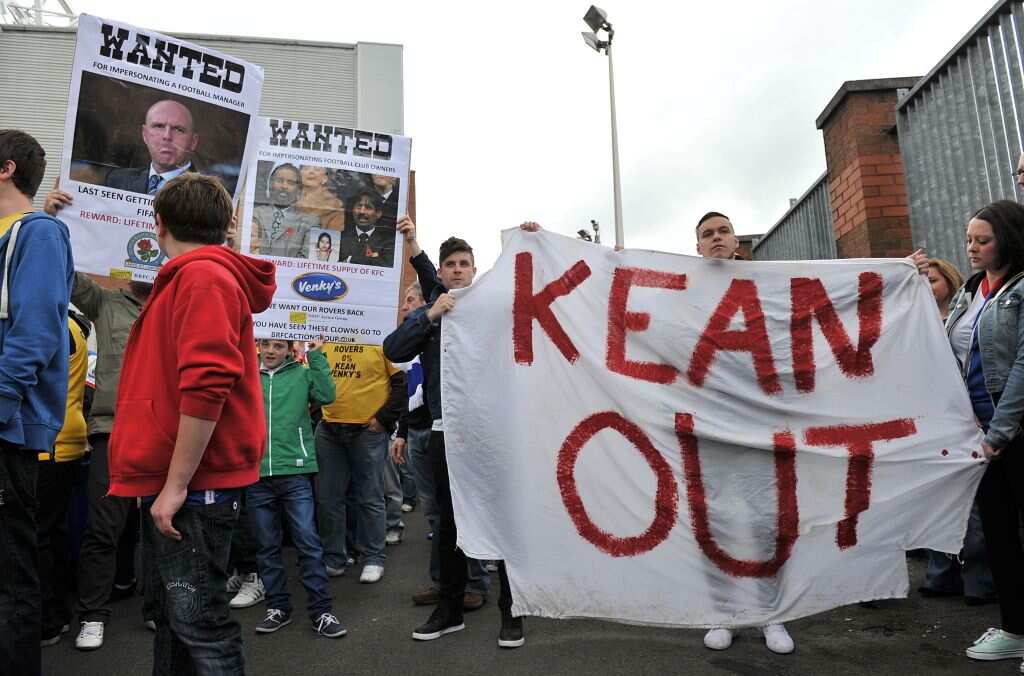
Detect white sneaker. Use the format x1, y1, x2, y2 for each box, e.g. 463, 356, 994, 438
359, 564, 384, 583
762, 623, 794, 654
704, 627, 733, 650
325, 565, 346, 578
143, 620, 156, 632
226, 573, 243, 593
386, 529, 402, 545
229, 573, 265, 609
401, 503, 414, 513
75, 621, 105, 651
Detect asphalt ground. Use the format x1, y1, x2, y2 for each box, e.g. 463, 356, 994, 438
43, 508, 1012, 676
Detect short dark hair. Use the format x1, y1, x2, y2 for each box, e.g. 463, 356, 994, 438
439, 236, 474, 265
696, 211, 731, 234
973, 200, 1024, 278
351, 189, 384, 214
0, 130, 46, 198
153, 173, 232, 245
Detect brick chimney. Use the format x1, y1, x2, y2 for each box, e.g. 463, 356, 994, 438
816, 78, 920, 259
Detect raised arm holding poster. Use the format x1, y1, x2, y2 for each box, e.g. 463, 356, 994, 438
237, 117, 412, 344
59, 14, 263, 280
441, 228, 986, 628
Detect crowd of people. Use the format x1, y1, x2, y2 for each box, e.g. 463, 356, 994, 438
3, 125, 1024, 675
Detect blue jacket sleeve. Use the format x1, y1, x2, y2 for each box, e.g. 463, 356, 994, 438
0, 220, 72, 424
383, 306, 433, 364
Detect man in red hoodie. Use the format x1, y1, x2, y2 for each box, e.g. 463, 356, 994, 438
108, 173, 275, 675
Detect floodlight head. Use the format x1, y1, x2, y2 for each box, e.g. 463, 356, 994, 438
583, 5, 608, 33
581, 31, 604, 52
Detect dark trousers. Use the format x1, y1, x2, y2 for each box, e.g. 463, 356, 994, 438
978, 440, 1024, 634
431, 431, 513, 621
38, 458, 79, 637
75, 434, 135, 623
0, 446, 41, 676
227, 491, 258, 577
143, 498, 245, 676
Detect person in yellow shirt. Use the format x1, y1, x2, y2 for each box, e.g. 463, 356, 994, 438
38, 311, 90, 647
315, 343, 405, 583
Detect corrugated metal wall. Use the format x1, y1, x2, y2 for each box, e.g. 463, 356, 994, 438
752, 173, 837, 261
0, 26, 358, 208
897, 0, 1024, 273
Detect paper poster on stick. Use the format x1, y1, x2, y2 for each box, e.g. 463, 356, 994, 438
236, 117, 412, 344
442, 229, 986, 628
59, 14, 264, 281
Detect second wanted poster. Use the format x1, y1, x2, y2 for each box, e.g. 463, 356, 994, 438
238, 118, 412, 344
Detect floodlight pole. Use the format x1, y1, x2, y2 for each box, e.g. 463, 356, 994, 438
605, 39, 623, 249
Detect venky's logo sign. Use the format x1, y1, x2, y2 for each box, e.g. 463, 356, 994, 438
293, 272, 348, 301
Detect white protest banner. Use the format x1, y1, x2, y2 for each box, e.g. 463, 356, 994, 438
442, 229, 986, 627
59, 14, 263, 281
238, 117, 411, 344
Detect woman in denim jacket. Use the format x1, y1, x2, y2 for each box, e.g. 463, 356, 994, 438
946, 201, 1024, 664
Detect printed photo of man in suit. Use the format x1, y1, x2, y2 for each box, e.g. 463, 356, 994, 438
336, 189, 395, 267
103, 100, 237, 197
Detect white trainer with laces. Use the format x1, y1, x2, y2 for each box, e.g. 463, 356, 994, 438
359, 564, 384, 583
762, 623, 795, 654
75, 621, 104, 651
703, 627, 733, 650
230, 573, 265, 609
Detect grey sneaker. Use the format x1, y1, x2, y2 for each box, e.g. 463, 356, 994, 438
313, 612, 347, 638
255, 608, 292, 634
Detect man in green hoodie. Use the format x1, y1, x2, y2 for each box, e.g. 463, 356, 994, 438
248, 337, 346, 638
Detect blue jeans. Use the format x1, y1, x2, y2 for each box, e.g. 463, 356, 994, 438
0, 446, 41, 676
923, 499, 995, 599
247, 476, 331, 621
384, 456, 405, 532
143, 498, 244, 676
315, 422, 387, 568
407, 427, 489, 595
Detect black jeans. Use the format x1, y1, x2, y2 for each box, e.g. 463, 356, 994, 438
76, 434, 136, 623
143, 498, 245, 676
978, 438, 1024, 634
430, 431, 513, 621
227, 492, 257, 577
0, 445, 41, 676
37, 458, 78, 637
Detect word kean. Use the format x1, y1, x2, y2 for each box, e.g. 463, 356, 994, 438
512, 252, 883, 396
267, 120, 393, 160
99, 23, 245, 93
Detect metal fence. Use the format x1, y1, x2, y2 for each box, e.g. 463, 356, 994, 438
752, 173, 836, 261
897, 0, 1024, 273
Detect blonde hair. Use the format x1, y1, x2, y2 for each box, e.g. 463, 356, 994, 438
929, 258, 963, 304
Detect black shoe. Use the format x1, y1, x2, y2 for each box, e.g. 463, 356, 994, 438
498, 616, 525, 649
412, 608, 464, 641
255, 608, 292, 634
918, 585, 959, 598
109, 579, 137, 602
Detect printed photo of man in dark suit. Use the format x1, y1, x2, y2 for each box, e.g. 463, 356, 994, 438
104, 99, 237, 197
336, 189, 395, 267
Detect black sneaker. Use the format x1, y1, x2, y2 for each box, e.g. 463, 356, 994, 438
255, 608, 292, 634
313, 612, 347, 638
498, 616, 525, 649
412, 608, 464, 641
40, 624, 70, 648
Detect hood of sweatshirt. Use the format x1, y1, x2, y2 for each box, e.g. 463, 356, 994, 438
151, 245, 276, 314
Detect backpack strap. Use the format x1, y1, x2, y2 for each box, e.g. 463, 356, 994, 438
0, 219, 24, 320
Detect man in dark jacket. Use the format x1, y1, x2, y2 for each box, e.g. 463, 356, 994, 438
384, 219, 524, 649
0, 129, 75, 676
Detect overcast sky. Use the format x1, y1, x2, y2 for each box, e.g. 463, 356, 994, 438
77, 0, 995, 270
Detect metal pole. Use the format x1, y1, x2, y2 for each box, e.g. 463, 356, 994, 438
607, 42, 624, 248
